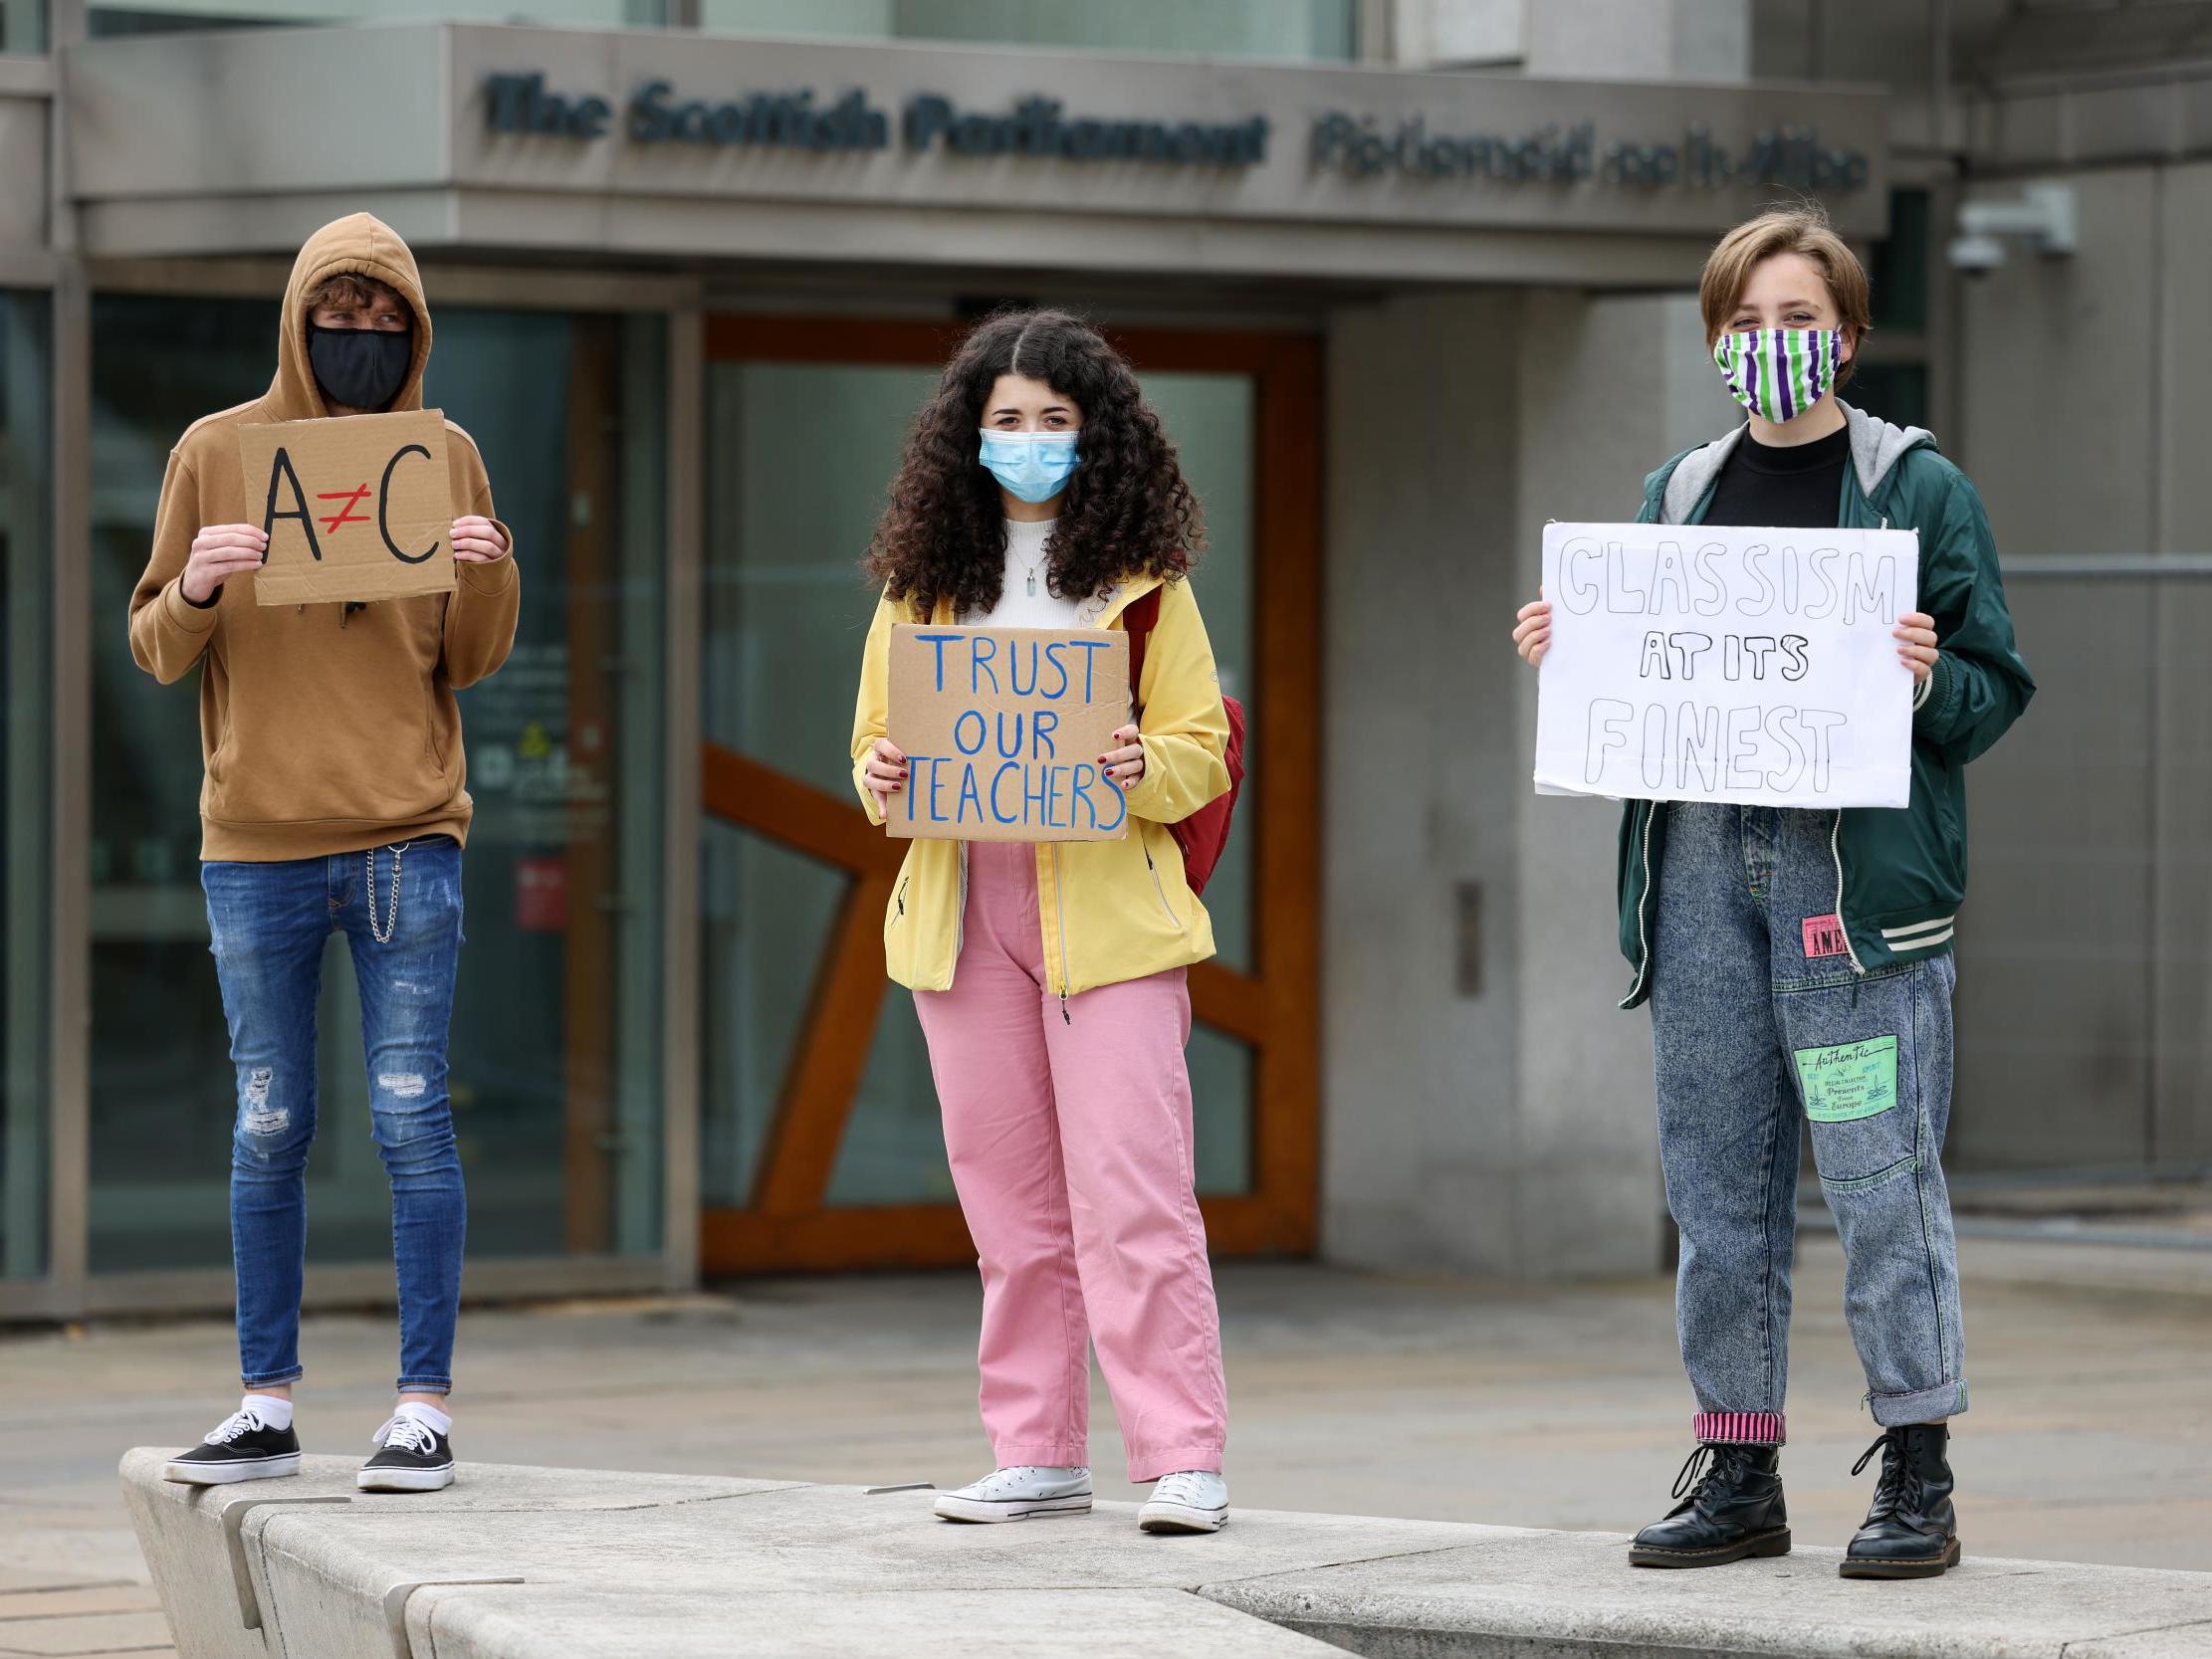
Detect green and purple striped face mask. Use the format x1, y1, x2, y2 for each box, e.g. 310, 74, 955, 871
1713, 327, 1841, 424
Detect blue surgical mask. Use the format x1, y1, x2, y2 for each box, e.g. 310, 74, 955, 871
979, 429, 1079, 504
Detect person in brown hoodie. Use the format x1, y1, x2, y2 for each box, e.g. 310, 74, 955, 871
130, 214, 518, 1496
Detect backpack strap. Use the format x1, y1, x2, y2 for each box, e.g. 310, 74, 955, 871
1121, 586, 1163, 715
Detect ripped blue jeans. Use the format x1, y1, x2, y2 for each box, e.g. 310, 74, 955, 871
202, 836, 465, 1394
1650, 804, 1965, 1445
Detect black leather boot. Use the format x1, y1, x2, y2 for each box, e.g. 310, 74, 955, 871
1628, 1442, 1791, 1567
1840, 1423, 1960, 1578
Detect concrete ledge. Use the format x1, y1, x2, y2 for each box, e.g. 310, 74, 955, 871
122, 1449, 2212, 1658
1199, 1530, 2212, 1659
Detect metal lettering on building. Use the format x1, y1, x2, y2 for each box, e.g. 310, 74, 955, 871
480, 72, 1870, 193
485, 74, 1269, 166
1308, 112, 1871, 191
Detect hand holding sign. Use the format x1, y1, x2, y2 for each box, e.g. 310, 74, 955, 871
452, 514, 509, 563
863, 735, 909, 810
1512, 592, 1553, 666
1893, 610, 1939, 684
1100, 723, 1146, 790
181, 523, 270, 605
238, 408, 458, 606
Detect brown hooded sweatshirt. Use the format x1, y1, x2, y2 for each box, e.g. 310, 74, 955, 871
128, 213, 520, 862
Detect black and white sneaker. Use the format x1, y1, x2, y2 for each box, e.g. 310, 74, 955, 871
162, 1401, 301, 1486
356, 1410, 455, 1493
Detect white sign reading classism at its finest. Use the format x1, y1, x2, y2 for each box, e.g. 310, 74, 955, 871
1533, 521, 1919, 809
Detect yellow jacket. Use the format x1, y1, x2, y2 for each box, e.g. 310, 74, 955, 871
850, 573, 1232, 998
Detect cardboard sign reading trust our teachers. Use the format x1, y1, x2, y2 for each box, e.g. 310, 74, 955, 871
885, 624, 1131, 843
237, 408, 456, 607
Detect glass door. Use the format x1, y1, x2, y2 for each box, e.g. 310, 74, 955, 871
698, 317, 1319, 1273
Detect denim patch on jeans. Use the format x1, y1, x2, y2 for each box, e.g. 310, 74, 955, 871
203, 836, 467, 1394
1650, 803, 1966, 1443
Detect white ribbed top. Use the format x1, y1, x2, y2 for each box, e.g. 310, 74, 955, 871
961, 518, 1089, 629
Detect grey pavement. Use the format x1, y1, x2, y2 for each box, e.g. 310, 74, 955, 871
3, 1233, 2208, 1620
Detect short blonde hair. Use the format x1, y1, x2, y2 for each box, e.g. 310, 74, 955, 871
1699, 207, 1871, 386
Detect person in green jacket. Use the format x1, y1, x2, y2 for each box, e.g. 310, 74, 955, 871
1514, 207, 2032, 1579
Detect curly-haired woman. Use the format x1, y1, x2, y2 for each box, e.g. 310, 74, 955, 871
849, 311, 1233, 1534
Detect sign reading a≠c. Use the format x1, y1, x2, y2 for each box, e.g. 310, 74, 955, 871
237, 408, 458, 607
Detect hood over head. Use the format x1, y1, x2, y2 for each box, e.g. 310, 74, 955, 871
271, 213, 432, 422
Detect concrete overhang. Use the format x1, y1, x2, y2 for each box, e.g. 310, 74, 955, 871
62, 22, 1892, 290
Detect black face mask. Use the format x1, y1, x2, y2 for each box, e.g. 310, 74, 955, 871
308, 323, 412, 412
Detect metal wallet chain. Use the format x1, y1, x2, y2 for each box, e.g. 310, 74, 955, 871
367, 841, 408, 944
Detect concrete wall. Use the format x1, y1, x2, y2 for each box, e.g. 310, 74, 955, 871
1321, 290, 1532, 1274
1393, 0, 1751, 79
1945, 162, 2212, 1172
0, 91, 47, 251
1319, 288, 1735, 1278
1509, 292, 1738, 1273
1525, 0, 1749, 82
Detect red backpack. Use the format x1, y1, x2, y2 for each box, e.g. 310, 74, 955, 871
1122, 587, 1245, 897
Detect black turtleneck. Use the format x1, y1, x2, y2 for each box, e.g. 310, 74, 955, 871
1701, 422, 1849, 530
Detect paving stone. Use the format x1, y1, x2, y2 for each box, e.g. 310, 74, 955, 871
0, 1608, 174, 1656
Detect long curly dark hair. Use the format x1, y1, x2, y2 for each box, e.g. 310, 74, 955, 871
865, 310, 1203, 618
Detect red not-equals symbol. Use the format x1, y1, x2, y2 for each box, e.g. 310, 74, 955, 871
315, 481, 374, 533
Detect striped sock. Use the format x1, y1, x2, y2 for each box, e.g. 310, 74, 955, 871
1692, 1409, 1785, 1446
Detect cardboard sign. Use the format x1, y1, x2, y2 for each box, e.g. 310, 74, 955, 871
1533, 520, 1918, 808
885, 624, 1131, 842
238, 408, 456, 606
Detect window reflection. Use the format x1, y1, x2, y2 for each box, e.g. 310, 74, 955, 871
698, 0, 1357, 61
1, 290, 51, 1277
88, 2, 670, 38
1, 2, 45, 52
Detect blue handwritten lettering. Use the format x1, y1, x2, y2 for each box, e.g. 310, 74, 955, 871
1064, 637, 1112, 702
914, 633, 962, 693
1041, 640, 1071, 699
970, 634, 1000, 694
991, 761, 1023, 825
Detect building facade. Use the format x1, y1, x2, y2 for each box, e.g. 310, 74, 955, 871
0, 0, 2202, 1322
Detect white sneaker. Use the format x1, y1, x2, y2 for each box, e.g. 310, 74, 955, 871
933, 1465, 1093, 1524
1139, 1469, 1228, 1534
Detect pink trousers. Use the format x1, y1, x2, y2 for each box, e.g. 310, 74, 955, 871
912, 839, 1228, 1482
